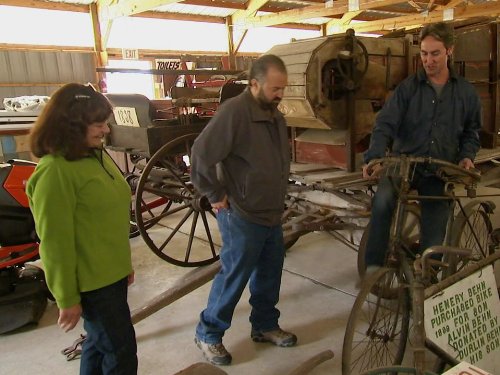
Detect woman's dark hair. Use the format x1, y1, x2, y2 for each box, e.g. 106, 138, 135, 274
249, 54, 287, 84
30, 83, 113, 160
420, 22, 455, 49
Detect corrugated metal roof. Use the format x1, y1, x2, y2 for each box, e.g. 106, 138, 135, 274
4, 0, 499, 32
155, 4, 235, 17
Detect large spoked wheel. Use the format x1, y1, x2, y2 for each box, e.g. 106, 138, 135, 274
358, 203, 421, 277
342, 267, 411, 375
134, 133, 220, 267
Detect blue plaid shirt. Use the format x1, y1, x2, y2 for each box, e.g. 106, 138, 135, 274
364, 69, 481, 164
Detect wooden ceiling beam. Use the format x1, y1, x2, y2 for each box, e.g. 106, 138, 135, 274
181, 0, 246, 10
325, 10, 362, 33
440, 0, 465, 8
104, 0, 185, 19
0, 0, 86, 12
131, 10, 226, 23
232, 0, 270, 24
235, 0, 417, 29
336, 1, 500, 34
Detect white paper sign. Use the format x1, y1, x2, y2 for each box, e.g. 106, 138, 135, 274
442, 361, 493, 375
425, 265, 500, 373
112, 107, 140, 127
348, 0, 359, 11
443, 8, 454, 21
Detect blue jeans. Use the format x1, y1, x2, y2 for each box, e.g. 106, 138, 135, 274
195, 208, 285, 344
80, 277, 137, 375
365, 172, 450, 267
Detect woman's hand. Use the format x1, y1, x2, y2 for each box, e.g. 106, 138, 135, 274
128, 271, 135, 286
58, 304, 82, 332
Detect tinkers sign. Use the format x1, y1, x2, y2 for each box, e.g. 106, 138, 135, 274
155, 59, 181, 70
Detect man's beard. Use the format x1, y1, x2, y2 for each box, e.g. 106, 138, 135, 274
257, 89, 280, 110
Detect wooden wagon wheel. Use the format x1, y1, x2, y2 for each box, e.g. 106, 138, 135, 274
134, 133, 220, 267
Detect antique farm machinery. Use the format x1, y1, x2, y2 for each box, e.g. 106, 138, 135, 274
105, 24, 500, 270
103, 30, 406, 268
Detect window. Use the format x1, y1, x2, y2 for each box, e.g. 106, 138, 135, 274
105, 60, 155, 99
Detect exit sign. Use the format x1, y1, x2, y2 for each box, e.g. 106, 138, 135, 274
122, 48, 139, 60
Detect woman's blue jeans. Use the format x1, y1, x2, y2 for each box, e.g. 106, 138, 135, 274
365, 172, 451, 267
195, 208, 285, 344
80, 277, 137, 375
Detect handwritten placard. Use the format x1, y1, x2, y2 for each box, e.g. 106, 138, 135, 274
112, 107, 140, 127
442, 361, 493, 375
425, 265, 500, 373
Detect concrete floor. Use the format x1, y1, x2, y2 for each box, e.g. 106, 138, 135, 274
3, 185, 500, 375
3, 228, 366, 375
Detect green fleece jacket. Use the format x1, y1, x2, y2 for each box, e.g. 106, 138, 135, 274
26, 151, 132, 309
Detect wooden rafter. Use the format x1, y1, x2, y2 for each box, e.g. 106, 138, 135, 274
233, 0, 419, 28
0, 0, 86, 12
335, 1, 500, 34
326, 10, 362, 33
232, 0, 270, 24
407, 1, 423, 11
104, 0, 185, 19
0, 0, 497, 33
442, 0, 465, 8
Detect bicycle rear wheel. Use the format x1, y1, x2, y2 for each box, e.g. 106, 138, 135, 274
342, 267, 411, 375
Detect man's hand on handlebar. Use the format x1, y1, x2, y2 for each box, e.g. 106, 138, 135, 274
362, 163, 383, 180
458, 158, 474, 170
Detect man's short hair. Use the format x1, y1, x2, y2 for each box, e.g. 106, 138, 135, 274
249, 54, 287, 83
420, 22, 455, 49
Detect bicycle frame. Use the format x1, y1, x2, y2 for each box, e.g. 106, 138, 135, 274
371, 155, 488, 281
343, 155, 488, 375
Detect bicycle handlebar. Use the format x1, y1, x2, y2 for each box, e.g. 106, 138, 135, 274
366, 155, 481, 186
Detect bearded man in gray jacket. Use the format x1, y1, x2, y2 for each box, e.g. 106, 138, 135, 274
190, 54, 297, 366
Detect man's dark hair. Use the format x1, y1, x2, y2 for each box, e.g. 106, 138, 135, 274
249, 54, 287, 83
420, 22, 455, 49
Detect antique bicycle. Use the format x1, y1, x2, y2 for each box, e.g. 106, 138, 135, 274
357, 244, 500, 375
342, 155, 497, 375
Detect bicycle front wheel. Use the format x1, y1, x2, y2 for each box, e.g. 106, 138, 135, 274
342, 267, 411, 375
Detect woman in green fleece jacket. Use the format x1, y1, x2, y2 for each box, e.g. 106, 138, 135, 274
27, 83, 137, 375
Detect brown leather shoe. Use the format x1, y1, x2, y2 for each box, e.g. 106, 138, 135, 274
194, 337, 232, 366
251, 328, 297, 347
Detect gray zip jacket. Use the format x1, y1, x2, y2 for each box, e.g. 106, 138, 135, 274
190, 88, 290, 226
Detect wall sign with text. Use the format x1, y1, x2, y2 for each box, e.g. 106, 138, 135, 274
155, 59, 181, 70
